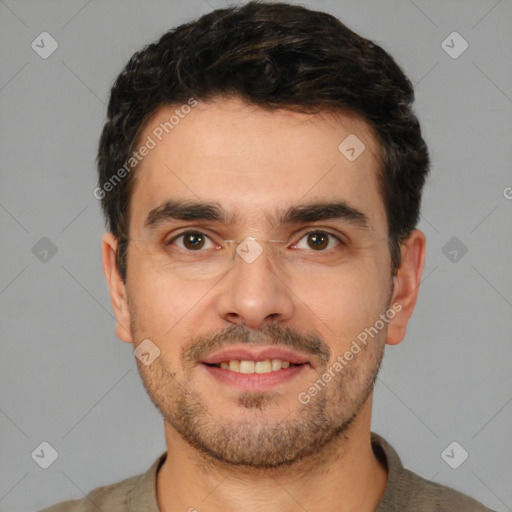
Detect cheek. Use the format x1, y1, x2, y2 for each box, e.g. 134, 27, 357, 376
127, 253, 215, 340
292, 256, 390, 348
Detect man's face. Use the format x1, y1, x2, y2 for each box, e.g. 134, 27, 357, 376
114, 97, 397, 467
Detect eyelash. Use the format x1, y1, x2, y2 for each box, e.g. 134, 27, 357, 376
163, 229, 345, 253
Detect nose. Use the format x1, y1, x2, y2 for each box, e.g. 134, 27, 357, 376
215, 240, 295, 330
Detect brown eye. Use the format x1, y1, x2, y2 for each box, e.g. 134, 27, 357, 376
166, 231, 214, 251
307, 232, 329, 250
293, 231, 342, 251
182, 232, 205, 250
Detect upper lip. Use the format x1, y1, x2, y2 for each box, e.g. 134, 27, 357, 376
199, 345, 311, 366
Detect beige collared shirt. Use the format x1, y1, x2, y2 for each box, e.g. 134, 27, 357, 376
37, 432, 495, 511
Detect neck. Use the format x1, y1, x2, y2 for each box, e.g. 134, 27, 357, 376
156, 397, 388, 512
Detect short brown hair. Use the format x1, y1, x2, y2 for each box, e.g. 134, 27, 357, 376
97, 0, 430, 282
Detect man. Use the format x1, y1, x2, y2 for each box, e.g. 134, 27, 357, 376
40, 1, 494, 511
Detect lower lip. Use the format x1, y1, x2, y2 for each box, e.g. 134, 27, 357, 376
200, 363, 309, 391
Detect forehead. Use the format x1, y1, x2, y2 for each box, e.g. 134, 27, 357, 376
128, 97, 386, 235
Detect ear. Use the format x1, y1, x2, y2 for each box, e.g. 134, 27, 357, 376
101, 232, 133, 344
386, 229, 426, 346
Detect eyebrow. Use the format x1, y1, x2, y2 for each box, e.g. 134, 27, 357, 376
144, 199, 370, 231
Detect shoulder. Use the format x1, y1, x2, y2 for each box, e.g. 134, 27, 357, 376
401, 467, 496, 511
36, 473, 141, 512
36, 451, 167, 512
371, 432, 496, 512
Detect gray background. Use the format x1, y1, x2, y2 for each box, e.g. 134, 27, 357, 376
1, 0, 511, 510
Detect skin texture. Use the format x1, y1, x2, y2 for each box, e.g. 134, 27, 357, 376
102, 97, 426, 512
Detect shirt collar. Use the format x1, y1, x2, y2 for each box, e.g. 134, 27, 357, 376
128, 432, 404, 511
372, 432, 410, 511
129, 450, 167, 511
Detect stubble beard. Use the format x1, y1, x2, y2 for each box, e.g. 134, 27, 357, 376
133, 320, 386, 469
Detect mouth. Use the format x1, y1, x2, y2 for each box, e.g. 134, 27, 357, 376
204, 358, 302, 373
198, 346, 313, 391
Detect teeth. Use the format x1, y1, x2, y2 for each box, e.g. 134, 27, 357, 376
255, 360, 272, 373
239, 360, 255, 374
216, 359, 296, 373
228, 360, 240, 372
271, 359, 282, 371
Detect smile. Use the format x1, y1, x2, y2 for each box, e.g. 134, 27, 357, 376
206, 359, 297, 373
